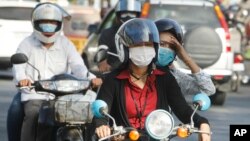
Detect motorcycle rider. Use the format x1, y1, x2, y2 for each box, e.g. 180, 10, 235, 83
7, 3, 102, 141
97, 0, 141, 72
93, 18, 211, 141
96, 1, 215, 98
155, 18, 216, 96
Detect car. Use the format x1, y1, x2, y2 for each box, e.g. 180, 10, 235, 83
0, 1, 38, 69
83, 0, 234, 105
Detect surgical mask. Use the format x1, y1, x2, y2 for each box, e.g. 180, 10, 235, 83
129, 46, 156, 67
39, 23, 57, 32
156, 47, 175, 67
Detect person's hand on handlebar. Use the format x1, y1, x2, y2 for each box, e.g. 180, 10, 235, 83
95, 125, 125, 141
18, 79, 32, 87
91, 78, 103, 88
95, 125, 111, 139
198, 123, 211, 141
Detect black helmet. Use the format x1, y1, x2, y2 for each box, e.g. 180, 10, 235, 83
114, 18, 160, 64
155, 18, 183, 44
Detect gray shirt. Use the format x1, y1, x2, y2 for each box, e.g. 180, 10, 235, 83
171, 68, 216, 96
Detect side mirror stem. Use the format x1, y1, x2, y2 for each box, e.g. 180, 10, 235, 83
190, 105, 199, 128
27, 62, 41, 80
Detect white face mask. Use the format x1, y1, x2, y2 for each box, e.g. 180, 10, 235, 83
129, 46, 156, 67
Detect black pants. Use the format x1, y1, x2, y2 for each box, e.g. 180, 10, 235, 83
21, 100, 55, 141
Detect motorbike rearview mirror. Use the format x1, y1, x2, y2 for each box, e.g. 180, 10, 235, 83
91, 100, 118, 130
94, 45, 109, 64
91, 100, 108, 118
11, 53, 41, 80
190, 93, 211, 128
192, 93, 211, 111
94, 45, 120, 64
10, 53, 28, 64
145, 109, 174, 140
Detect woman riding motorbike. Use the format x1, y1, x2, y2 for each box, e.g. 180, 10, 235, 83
93, 18, 211, 141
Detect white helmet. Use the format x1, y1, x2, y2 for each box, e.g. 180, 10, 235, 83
32, 3, 63, 43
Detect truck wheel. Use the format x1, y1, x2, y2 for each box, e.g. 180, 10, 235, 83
209, 91, 226, 106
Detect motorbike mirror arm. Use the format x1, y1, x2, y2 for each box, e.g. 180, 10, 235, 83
190, 104, 199, 128
27, 61, 41, 80
101, 108, 118, 130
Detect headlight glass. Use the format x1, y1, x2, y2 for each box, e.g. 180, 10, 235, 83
145, 109, 174, 140
39, 80, 90, 92
39, 81, 55, 90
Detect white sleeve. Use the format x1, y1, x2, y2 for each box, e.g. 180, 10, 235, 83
12, 41, 30, 83
65, 37, 96, 80
171, 68, 215, 96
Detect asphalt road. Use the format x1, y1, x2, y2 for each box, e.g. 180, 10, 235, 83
0, 78, 16, 141
0, 78, 250, 141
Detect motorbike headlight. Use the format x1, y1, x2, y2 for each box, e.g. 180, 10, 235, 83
145, 109, 174, 140
39, 80, 90, 92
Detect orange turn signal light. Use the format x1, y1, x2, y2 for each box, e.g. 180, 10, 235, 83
141, 2, 150, 18
177, 127, 189, 138
129, 130, 140, 141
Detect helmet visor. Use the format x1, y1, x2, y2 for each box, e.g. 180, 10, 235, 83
34, 20, 62, 33
116, 0, 141, 13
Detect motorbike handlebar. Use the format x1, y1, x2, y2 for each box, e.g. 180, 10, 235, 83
16, 82, 37, 90
97, 126, 139, 141
169, 124, 212, 139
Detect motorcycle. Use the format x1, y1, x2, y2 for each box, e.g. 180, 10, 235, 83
10, 53, 97, 141
91, 93, 212, 141
224, 4, 247, 91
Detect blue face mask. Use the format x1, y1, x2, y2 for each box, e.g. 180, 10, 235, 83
156, 47, 176, 67
39, 23, 57, 33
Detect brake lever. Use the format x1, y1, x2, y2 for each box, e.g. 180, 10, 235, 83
16, 85, 35, 90
98, 126, 137, 141
98, 131, 121, 141
178, 124, 212, 136
193, 128, 213, 135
